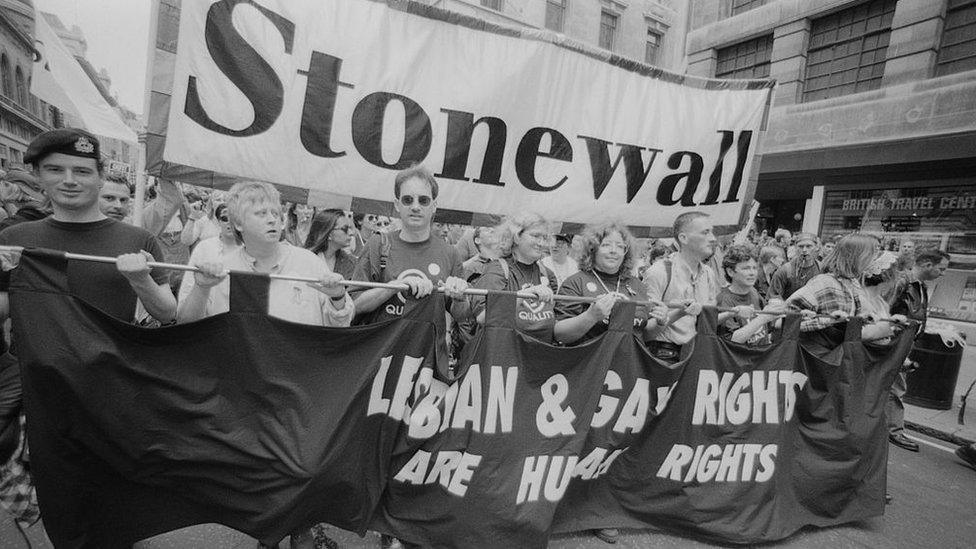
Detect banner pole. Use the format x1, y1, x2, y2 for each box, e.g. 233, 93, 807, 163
0, 245, 908, 323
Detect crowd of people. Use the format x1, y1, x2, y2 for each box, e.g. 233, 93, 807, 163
0, 128, 972, 548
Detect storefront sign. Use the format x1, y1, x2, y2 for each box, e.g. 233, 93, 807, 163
840, 194, 976, 211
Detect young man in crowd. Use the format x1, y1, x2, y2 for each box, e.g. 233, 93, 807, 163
540, 233, 579, 288
768, 232, 821, 301
717, 246, 784, 344
352, 165, 468, 324
643, 212, 724, 362
755, 245, 785, 300
0, 128, 175, 325
98, 174, 133, 222
886, 249, 950, 452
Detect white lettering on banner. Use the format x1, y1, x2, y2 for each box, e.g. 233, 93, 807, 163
515, 455, 578, 504
691, 370, 808, 426
161, 0, 771, 229
393, 450, 482, 497
571, 447, 627, 481
401, 364, 517, 439
536, 374, 577, 437
656, 444, 777, 483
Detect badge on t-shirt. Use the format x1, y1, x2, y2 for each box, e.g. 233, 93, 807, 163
586, 282, 598, 293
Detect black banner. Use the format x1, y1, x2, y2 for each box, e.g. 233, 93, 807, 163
7, 250, 913, 548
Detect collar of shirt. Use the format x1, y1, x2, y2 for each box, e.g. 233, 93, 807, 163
240, 244, 286, 274
673, 253, 707, 283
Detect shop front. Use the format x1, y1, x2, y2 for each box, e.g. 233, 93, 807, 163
815, 180, 976, 323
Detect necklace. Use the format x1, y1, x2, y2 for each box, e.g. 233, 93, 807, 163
591, 269, 620, 295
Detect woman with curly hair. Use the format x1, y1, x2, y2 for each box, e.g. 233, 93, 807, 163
469, 212, 559, 342
554, 221, 668, 347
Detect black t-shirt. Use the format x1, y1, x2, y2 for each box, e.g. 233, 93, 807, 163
555, 269, 649, 344
471, 257, 558, 343
716, 287, 768, 344
353, 231, 462, 324
0, 217, 168, 321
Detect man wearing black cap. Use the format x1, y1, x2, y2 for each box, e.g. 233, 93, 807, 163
0, 128, 176, 324
541, 233, 578, 288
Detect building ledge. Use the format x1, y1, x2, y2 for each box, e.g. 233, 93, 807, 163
0, 95, 51, 133
765, 69, 976, 156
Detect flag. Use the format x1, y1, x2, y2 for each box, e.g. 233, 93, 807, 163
31, 13, 137, 144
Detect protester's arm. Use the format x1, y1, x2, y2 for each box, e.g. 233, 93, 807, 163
553, 293, 616, 344
117, 251, 177, 323
141, 179, 183, 236
312, 272, 355, 327
179, 204, 205, 247
176, 262, 225, 323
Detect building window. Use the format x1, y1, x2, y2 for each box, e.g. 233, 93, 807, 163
0, 55, 10, 98
14, 66, 26, 105
545, 0, 566, 32
599, 10, 618, 51
802, 0, 896, 102
645, 29, 662, 65
716, 34, 773, 79
731, 0, 769, 17
936, 0, 976, 76
480, 0, 503, 11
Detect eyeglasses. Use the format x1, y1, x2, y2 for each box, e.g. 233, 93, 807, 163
399, 194, 432, 207
375, 220, 391, 228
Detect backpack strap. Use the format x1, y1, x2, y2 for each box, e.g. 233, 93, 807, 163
497, 257, 511, 286
662, 258, 673, 300
368, 232, 393, 282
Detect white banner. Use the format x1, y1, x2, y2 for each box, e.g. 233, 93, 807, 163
162, 0, 772, 230
32, 12, 137, 144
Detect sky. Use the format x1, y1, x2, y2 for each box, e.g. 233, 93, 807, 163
34, 0, 152, 116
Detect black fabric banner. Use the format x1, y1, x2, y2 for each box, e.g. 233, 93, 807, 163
7, 250, 914, 548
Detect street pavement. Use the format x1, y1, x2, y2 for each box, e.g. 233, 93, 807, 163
2, 348, 974, 548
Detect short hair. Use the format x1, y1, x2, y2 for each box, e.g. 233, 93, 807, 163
225, 181, 281, 231
500, 212, 548, 252
758, 245, 785, 265
822, 234, 877, 279
648, 243, 671, 264
915, 249, 950, 266
722, 245, 757, 282
774, 228, 791, 241
394, 164, 439, 200
794, 232, 817, 245
672, 211, 710, 242
103, 174, 133, 195
577, 221, 637, 275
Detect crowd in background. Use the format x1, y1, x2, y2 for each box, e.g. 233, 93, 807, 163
0, 132, 973, 549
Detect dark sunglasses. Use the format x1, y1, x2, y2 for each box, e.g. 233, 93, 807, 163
399, 194, 432, 207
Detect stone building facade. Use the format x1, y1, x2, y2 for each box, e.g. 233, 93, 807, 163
0, 0, 56, 170
687, 0, 976, 322
419, 0, 690, 71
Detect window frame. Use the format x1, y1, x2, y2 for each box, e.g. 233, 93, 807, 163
545, 0, 566, 32
715, 34, 773, 80
801, 0, 897, 102
599, 10, 619, 52
935, 0, 976, 77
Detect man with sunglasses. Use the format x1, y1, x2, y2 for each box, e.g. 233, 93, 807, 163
352, 165, 468, 325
